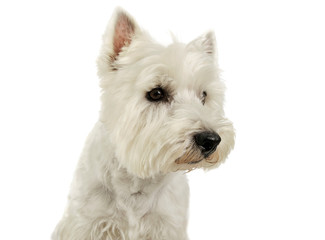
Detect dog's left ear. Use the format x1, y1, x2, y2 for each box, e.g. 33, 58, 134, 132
188, 31, 216, 55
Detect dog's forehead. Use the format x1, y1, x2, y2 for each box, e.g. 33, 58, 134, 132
158, 43, 215, 89
162, 43, 187, 64
126, 38, 217, 91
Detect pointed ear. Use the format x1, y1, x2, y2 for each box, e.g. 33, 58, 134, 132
111, 8, 138, 59
98, 7, 140, 70
188, 31, 216, 55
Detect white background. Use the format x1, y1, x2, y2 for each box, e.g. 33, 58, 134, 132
0, 0, 324, 239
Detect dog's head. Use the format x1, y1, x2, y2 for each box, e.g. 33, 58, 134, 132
97, 8, 235, 178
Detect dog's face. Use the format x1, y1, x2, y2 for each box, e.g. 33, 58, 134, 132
97, 9, 235, 178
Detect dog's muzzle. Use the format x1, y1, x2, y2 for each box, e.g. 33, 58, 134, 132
175, 131, 221, 165
194, 131, 221, 158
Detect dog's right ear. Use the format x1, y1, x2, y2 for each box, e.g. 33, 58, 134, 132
98, 7, 140, 72
110, 8, 139, 61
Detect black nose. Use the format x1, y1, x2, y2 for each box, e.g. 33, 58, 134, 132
194, 131, 221, 157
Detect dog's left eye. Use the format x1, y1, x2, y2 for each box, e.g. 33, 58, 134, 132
202, 91, 207, 105
146, 88, 165, 102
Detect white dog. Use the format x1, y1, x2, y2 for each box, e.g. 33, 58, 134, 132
52, 7, 235, 240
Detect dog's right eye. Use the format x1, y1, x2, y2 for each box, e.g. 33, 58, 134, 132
146, 88, 166, 102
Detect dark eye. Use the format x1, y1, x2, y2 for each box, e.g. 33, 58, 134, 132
146, 88, 165, 102
202, 91, 207, 105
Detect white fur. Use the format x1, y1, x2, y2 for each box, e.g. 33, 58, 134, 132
52, 7, 235, 240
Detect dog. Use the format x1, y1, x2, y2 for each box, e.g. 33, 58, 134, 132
52, 7, 235, 240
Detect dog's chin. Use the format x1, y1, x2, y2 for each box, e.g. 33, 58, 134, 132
172, 148, 220, 172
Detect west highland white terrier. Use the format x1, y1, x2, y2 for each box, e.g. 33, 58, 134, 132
52, 7, 235, 240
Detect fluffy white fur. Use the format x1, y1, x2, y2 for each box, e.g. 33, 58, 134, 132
52, 7, 235, 240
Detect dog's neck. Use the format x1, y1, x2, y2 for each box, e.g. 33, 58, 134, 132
101, 146, 178, 218
91, 121, 177, 204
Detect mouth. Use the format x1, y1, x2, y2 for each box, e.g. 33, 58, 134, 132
188, 159, 203, 164
174, 146, 218, 166
174, 149, 205, 165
